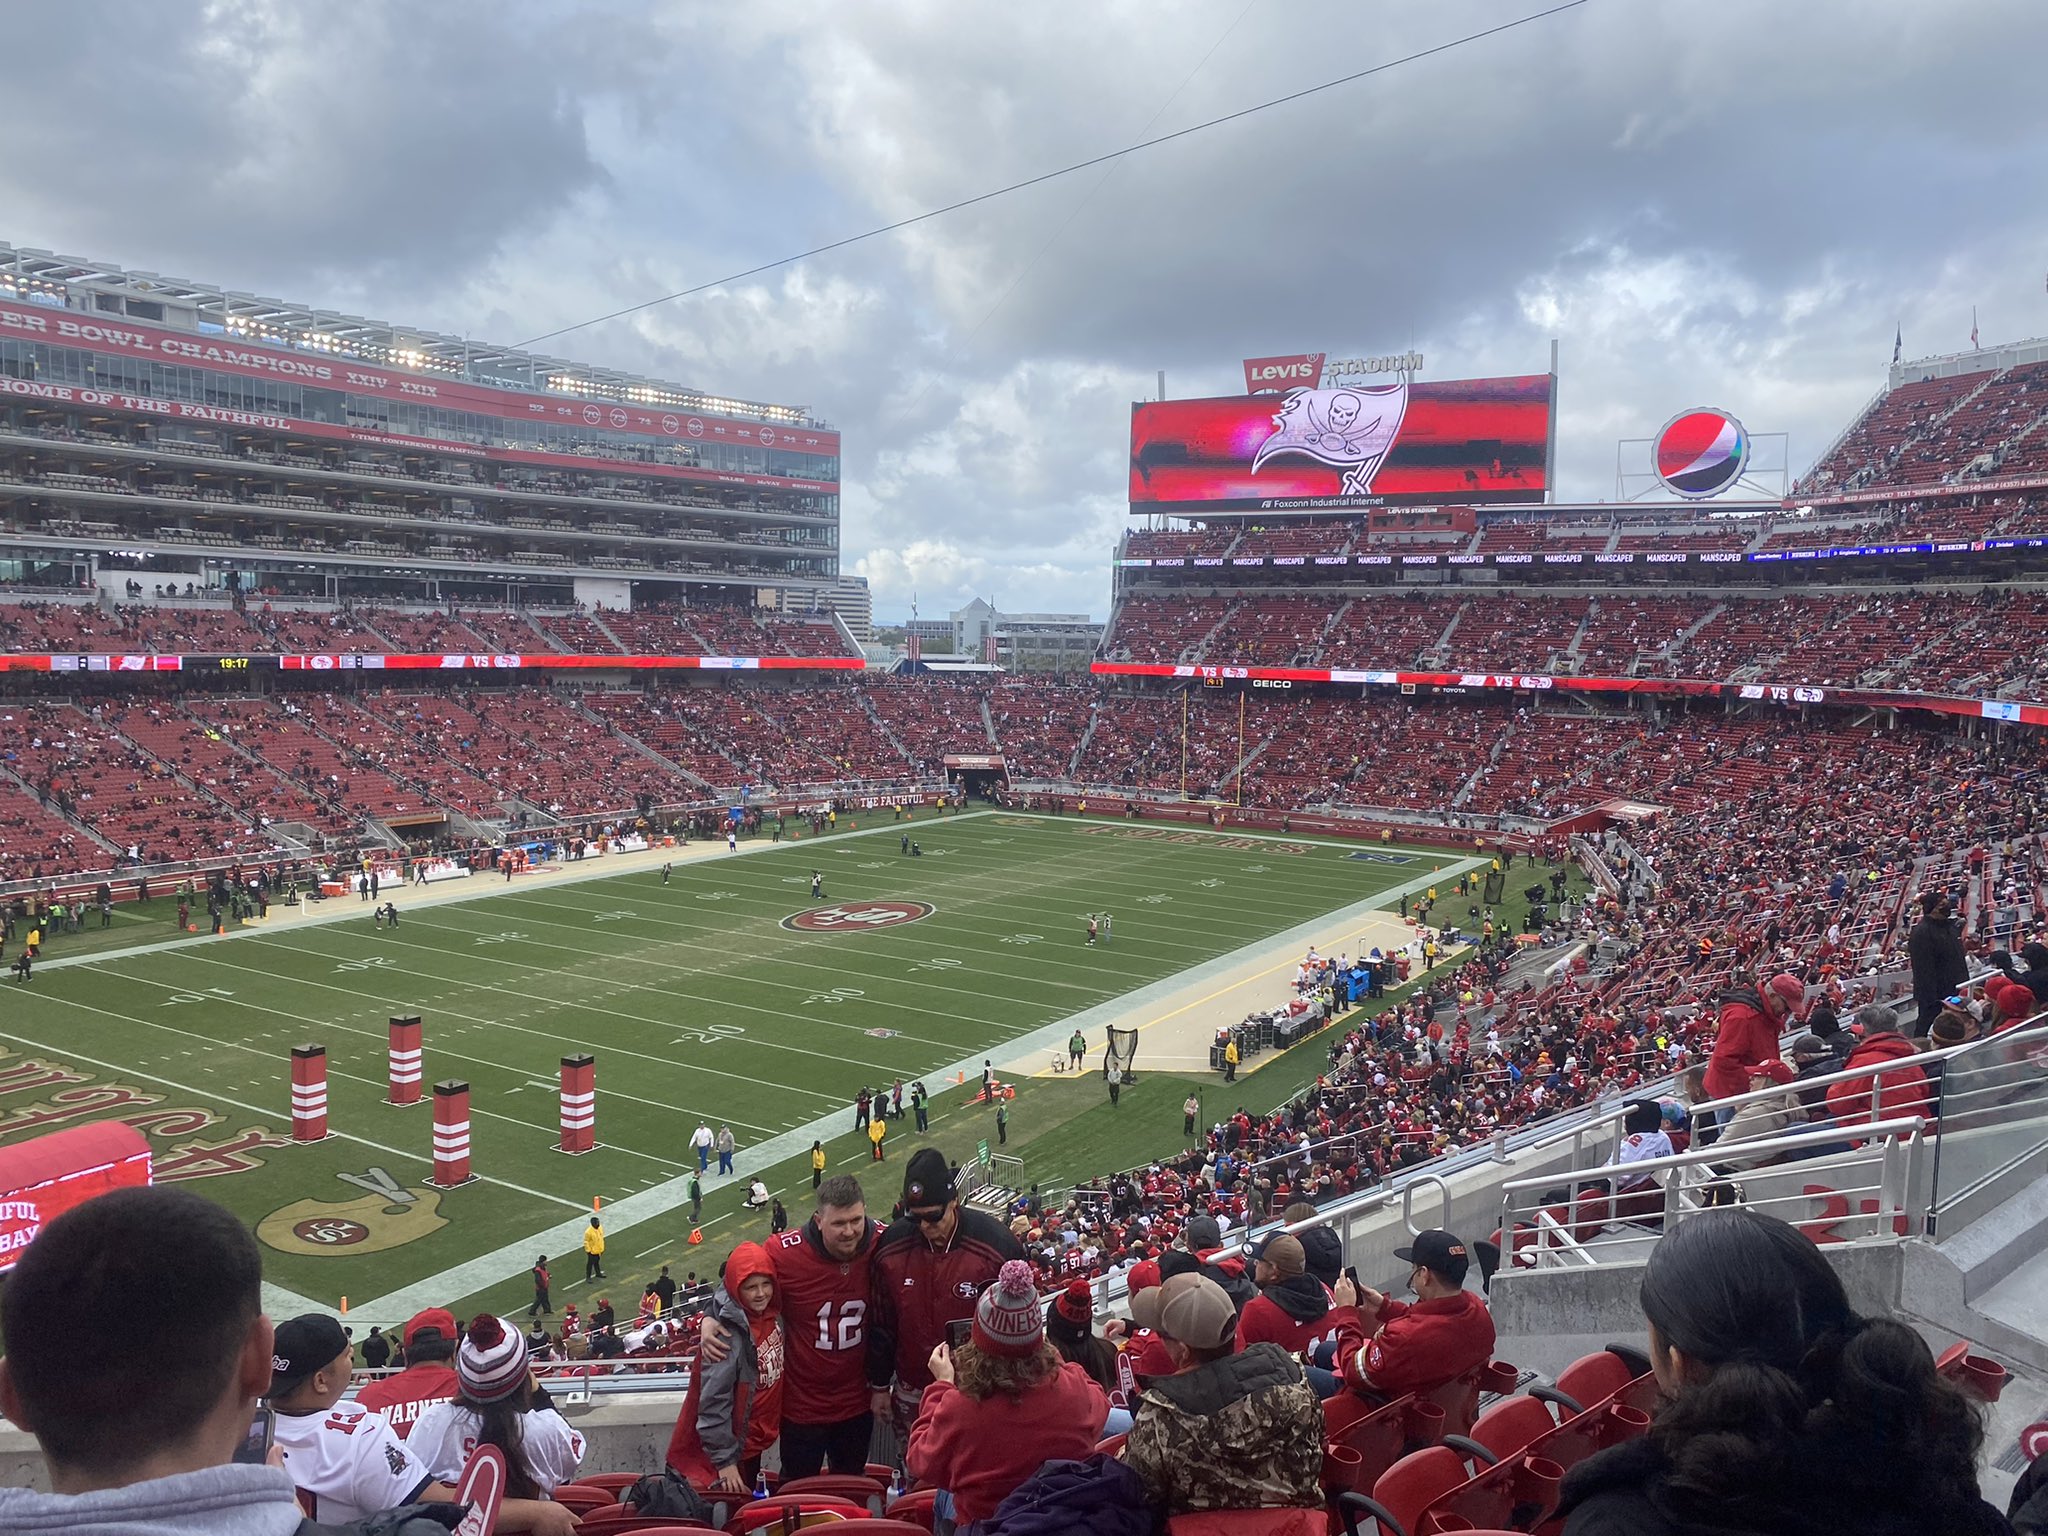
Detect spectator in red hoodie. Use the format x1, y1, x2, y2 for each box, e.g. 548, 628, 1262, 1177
1824, 1003, 1932, 1135
1235, 1234, 1334, 1355
1329, 1229, 1495, 1400
1703, 973, 1805, 1112
665, 1242, 784, 1493
907, 1259, 1107, 1529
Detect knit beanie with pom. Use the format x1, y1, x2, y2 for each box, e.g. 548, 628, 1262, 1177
971, 1259, 1045, 1358
458, 1314, 531, 1402
1046, 1278, 1094, 1345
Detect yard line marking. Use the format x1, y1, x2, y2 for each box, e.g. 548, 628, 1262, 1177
92, 952, 803, 1131
47, 969, 698, 1174
0, 1018, 589, 1214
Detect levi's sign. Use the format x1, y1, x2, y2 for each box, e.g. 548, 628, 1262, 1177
1243, 353, 1327, 392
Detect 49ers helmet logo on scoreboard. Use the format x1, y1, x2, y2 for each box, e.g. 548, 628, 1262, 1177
1654, 408, 1750, 498
782, 900, 935, 933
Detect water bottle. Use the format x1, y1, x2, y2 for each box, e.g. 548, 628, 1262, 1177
753, 1470, 769, 1500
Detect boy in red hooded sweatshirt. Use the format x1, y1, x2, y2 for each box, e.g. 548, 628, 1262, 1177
666, 1242, 784, 1493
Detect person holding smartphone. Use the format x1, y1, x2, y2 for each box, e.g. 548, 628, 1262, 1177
906, 1260, 1106, 1532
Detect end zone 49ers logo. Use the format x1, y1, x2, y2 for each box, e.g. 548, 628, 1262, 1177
782, 900, 935, 933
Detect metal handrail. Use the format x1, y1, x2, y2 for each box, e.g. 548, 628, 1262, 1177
1685, 1016, 2048, 1122
1497, 1115, 1927, 1197
1500, 1116, 1931, 1268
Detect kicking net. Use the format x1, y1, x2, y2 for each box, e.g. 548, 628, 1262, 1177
1104, 1026, 1139, 1083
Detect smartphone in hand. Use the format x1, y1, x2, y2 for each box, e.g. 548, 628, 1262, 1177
232, 1405, 274, 1465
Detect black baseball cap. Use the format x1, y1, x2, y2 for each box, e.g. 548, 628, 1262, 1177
269, 1314, 351, 1395
903, 1148, 955, 1208
1393, 1229, 1470, 1285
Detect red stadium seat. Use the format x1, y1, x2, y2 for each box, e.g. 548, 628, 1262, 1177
1338, 1445, 1469, 1536
571, 1473, 644, 1498
1443, 1395, 1558, 1463
1425, 1360, 1520, 1441
553, 1483, 620, 1514
575, 1512, 711, 1536
881, 1489, 937, 1532
723, 1495, 868, 1534
773, 1476, 887, 1515
1166, 1510, 1331, 1536
796, 1524, 931, 1536
1529, 1347, 1645, 1417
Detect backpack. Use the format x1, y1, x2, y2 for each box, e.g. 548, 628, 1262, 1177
985, 1453, 1155, 1536
625, 1468, 716, 1524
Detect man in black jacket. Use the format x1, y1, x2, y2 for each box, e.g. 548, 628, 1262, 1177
867, 1148, 1023, 1429
1906, 892, 1968, 1033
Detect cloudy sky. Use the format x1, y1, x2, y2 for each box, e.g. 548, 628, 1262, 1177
6, 0, 2047, 620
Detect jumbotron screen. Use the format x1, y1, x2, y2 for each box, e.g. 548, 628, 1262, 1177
1129, 373, 1553, 511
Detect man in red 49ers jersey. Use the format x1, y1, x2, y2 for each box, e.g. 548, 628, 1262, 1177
868, 1148, 1023, 1430
700, 1173, 884, 1477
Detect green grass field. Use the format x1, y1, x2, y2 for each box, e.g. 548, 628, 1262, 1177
0, 812, 1475, 1322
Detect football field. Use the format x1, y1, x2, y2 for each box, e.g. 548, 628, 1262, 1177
0, 812, 1456, 1321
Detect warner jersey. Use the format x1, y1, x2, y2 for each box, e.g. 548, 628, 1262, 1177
273, 1403, 432, 1524
351, 1362, 459, 1439
769, 1216, 885, 1425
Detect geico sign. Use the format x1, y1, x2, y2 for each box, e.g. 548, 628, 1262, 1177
1250, 678, 1294, 689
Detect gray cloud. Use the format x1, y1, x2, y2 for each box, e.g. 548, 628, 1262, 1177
6, 0, 2047, 620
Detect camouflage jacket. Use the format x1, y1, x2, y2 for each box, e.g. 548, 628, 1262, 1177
1120, 1342, 1325, 1514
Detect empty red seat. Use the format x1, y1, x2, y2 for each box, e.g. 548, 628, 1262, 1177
553, 1483, 619, 1514
773, 1475, 886, 1515
722, 1495, 867, 1534
881, 1488, 937, 1531
1167, 1509, 1331, 1536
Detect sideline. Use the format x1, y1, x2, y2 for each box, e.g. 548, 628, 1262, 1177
29, 811, 931, 974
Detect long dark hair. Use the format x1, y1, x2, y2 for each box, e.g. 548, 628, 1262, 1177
458, 1379, 540, 1501
1639, 1210, 1982, 1521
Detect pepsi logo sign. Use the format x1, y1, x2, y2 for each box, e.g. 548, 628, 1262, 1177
1654, 408, 1749, 498
781, 900, 935, 933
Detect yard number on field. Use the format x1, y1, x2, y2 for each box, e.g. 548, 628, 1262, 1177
804, 986, 866, 1007
670, 1023, 746, 1047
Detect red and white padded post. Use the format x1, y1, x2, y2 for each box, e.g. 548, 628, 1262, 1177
388, 1015, 423, 1106
432, 1079, 474, 1186
559, 1053, 595, 1155
290, 1044, 330, 1142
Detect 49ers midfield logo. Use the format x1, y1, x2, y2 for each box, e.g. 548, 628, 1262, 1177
782, 900, 935, 933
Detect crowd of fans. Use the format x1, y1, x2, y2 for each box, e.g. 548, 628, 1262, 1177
4, 1168, 2038, 1533
1100, 577, 2048, 689
7, 673, 2048, 896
